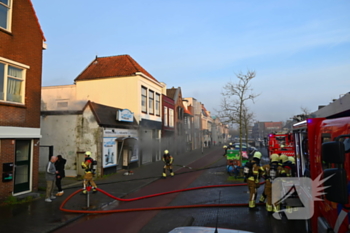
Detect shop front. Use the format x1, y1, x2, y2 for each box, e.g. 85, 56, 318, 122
103, 128, 139, 175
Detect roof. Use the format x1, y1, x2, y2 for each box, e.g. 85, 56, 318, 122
166, 88, 177, 100
184, 108, 193, 116
74, 55, 158, 82
264, 122, 283, 129
86, 101, 138, 129
29, 0, 46, 41
201, 104, 209, 117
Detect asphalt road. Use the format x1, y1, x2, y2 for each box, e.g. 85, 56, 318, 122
55, 148, 308, 233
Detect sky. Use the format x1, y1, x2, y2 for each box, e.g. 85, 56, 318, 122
31, 0, 350, 122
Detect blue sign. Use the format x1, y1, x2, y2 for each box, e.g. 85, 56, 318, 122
117, 109, 134, 122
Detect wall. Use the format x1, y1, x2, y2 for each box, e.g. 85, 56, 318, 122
41, 85, 86, 111
40, 105, 102, 177
0, 0, 43, 128
80, 105, 101, 176
40, 114, 80, 177
0, 0, 43, 200
76, 76, 140, 119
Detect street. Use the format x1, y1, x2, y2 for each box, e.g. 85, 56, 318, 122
55, 147, 307, 233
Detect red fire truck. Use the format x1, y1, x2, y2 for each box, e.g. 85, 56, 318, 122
267, 132, 295, 157
293, 117, 350, 233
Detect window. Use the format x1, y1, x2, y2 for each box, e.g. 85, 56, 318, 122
141, 86, 147, 112
169, 109, 174, 127
0, 0, 11, 30
57, 102, 68, 108
177, 107, 183, 120
164, 106, 168, 126
149, 90, 154, 114
155, 93, 160, 115
0, 61, 26, 104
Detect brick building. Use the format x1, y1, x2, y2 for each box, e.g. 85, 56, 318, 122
0, 0, 45, 199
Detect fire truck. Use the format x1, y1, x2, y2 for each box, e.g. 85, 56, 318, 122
292, 117, 350, 233
267, 132, 295, 157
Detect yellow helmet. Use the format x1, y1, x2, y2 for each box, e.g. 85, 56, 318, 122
280, 154, 288, 163
253, 151, 262, 159
229, 143, 232, 146
164, 150, 169, 154
288, 156, 295, 164
270, 153, 280, 162
85, 151, 91, 156
280, 145, 285, 148
223, 145, 227, 149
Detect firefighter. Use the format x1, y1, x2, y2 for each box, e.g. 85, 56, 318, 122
244, 151, 264, 210
259, 152, 280, 203
279, 154, 295, 213
262, 153, 282, 213
280, 154, 292, 177
228, 142, 233, 149
162, 150, 174, 178
288, 156, 297, 177
81, 151, 97, 194
223, 145, 228, 157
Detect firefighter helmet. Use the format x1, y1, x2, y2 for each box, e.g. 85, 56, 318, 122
253, 151, 262, 159
164, 150, 169, 154
288, 156, 295, 164
280, 154, 288, 163
85, 151, 91, 157
270, 153, 279, 162
229, 142, 232, 146
223, 145, 227, 149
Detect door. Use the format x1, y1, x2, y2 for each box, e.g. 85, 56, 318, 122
14, 140, 31, 194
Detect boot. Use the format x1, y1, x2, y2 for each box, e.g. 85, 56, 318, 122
259, 195, 266, 203
249, 200, 259, 211
162, 173, 167, 178
266, 203, 273, 213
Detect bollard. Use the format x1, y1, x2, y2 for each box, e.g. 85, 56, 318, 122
86, 186, 92, 208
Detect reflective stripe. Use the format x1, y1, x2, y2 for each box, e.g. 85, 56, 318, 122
334, 209, 347, 233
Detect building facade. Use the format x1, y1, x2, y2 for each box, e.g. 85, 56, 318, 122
161, 94, 175, 155
41, 55, 164, 174
0, 0, 45, 199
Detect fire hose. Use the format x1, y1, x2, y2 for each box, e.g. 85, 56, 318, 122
60, 182, 265, 214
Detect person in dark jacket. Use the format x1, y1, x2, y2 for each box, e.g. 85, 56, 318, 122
55, 155, 66, 196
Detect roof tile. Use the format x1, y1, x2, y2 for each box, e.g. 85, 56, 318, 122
75, 55, 158, 82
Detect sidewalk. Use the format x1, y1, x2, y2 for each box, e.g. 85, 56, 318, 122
0, 146, 223, 233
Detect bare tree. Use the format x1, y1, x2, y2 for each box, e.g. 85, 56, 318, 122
293, 106, 311, 122
242, 105, 255, 149
300, 106, 311, 116
218, 70, 259, 162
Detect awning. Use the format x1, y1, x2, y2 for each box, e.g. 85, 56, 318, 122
116, 137, 138, 142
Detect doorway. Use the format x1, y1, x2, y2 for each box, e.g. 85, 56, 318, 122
13, 140, 31, 194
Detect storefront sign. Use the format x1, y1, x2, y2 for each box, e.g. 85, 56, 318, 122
103, 138, 117, 168
104, 129, 138, 137
117, 109, 134, 122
